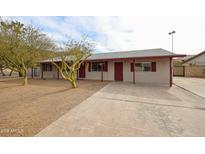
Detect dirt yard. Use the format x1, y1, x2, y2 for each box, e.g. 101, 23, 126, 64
0, 78, 108, 136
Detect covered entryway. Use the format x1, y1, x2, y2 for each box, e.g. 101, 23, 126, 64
79, 63, 86, 78
114, 62, 123, 81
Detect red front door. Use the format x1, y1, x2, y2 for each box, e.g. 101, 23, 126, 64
114, 62, 123, 81
79, 63, 85, 78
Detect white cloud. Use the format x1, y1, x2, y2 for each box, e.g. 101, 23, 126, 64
88, 16, 205, 55
3, 16, 205, 55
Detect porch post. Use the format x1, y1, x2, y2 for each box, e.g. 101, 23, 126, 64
77, 69, 79, 80
41, 63, 44, 79
57, 63, 59, 80
133, 59, 135, 84
183, 66, 185, 77
101, 62, 104, 82
31, 67, 34, 78
170, 57, 173, 87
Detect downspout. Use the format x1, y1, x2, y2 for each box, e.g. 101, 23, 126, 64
170, 57, 173, 87
133, 59, 135, 84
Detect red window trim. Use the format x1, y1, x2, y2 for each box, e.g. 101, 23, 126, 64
151, 62, 156, 72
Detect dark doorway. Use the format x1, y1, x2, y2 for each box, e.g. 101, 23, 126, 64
114, 62, 123, 81
79, 63, 86, 78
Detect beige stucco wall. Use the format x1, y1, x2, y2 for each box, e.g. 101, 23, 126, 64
41, 64, 78, 79
41, 58, 170, 85
124, 58, 170, 85
82, 61, 114, 80
81, 58, 170, 85
41, 64, 58, 79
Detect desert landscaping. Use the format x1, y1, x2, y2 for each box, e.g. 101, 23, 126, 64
0, 78, 108, 136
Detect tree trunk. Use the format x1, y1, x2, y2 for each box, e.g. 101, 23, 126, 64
22, 69, 28, 86
9, 69, 13, 76
19, 71, 23, 77
23, 75, 28, 85
70, 80, 77, 88
56, 64, 78, 88
0, 67, 6, 76
69, 68, 77, 88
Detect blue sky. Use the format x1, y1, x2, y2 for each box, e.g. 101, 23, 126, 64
3, 16, 205, 54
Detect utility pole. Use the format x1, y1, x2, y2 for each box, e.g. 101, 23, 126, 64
168, 30, 176, 52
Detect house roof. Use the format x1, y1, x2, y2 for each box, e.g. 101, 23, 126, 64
87, 48, 185, 60
183, 50, 205, 64
41, 48, 186, 62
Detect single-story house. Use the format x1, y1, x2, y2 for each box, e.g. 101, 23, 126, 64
40, 48, 185, 86
182, 50, 205, 78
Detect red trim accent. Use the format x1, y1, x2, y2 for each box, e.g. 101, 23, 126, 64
151, 62, 156, 72
85, 55, 186, 62
79, 63, 86, 78
131, 63, 134, 72
133, 59, 135, 84
114, 62, 123, 81
170, 57, 172, 87
104, 61, 108, 72
40, 55, 186, 64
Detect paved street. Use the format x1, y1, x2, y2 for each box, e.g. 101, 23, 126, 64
37, 82, 205, 137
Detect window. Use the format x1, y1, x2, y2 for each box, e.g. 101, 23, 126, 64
43, 63, 52, 72
135, 62, 151, 72
92, 62, 103, 72
33, 68, 40, 76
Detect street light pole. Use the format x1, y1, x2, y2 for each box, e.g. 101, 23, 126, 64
168, 30, 175, 52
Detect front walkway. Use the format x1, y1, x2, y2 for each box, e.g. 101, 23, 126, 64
37, 82, 205, 137
174, 77, 205, 99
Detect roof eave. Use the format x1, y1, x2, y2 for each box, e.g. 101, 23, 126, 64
86, 54, 186, 61
40, 54, 186, 63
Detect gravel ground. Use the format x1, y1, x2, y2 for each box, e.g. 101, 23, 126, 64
0, 79, 108, 136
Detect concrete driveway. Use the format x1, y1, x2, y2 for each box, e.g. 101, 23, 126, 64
37, 82, 205, 137
174, 77, 205, 99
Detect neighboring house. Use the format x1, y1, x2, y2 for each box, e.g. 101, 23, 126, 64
40, 48, 185, 86
173, 55, 194, 76
182, 50, 205, 78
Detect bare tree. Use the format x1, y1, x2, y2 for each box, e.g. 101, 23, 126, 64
51, 37, 94, 88
0, 19, 55, 85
